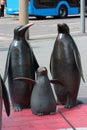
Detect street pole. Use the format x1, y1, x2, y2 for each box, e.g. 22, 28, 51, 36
80, 0, 85, 33
19, 0, 29, 39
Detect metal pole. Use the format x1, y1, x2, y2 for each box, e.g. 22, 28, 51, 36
19, 0, 29, 39
80, 0, 85, 33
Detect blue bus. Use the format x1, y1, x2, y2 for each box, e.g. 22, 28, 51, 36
6, 0, 80, 18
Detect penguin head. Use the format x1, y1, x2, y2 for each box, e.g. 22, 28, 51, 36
37, 67, 47, 77
14, 23, 34, 38
57, 23, 70, 34
14, 25, 23, 36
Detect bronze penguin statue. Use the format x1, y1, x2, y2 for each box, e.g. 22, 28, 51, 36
14, 67, 62, 116
0, 75, 10, 130
3, 23, 39, 111
50, 23, 85, 108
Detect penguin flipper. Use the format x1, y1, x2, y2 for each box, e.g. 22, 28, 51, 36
50, 56, 52, 73
0, 75, 10, 116
14, 77, 36, 86
3, 48, 11, 82
50, 79, 64, 87
73, 49, 85, 82
50, 54, 53, 75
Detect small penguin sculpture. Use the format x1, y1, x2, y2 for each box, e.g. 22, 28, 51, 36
3, 23, 39, 111
0, 75, 10, 130
50, 23, 85, 108
15, 67, 61, 116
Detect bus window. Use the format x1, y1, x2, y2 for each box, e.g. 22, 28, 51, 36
34, 0, 58, 8
67, 0, 79, 7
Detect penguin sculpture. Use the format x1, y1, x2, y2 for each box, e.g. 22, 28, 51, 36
3, 23, 39, 111
0, 75, 10, 130
50, 23, 85, 108
14, 67, 62, 116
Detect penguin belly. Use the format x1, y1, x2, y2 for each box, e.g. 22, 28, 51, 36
50, 36, 81, 108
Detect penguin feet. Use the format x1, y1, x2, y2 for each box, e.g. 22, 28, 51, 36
64, 103, 74, 109
32, 111, 56, 116
37, 113, 44, 116
13, 104, 22, 112
64, 95, 76, 108
64, 99, 83, 109
32, 112, 44, 116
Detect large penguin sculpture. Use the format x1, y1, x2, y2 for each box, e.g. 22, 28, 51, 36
50, 23, 85, 108
3, 23, 39, 111
0, 75, 10, 130
14, 67, 62, 116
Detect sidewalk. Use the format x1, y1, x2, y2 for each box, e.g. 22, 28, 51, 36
2, 104, 87, 130
0, 21, 87, 129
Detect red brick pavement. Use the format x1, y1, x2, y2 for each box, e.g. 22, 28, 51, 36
2, 104, 87, 130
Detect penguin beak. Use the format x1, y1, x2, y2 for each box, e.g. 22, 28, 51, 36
24, 23, 34, 29
18, 23, 34, 32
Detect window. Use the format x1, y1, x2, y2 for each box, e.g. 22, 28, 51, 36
34, 0, 59, 8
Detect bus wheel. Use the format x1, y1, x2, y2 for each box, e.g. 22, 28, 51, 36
58, 5, 67, 18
